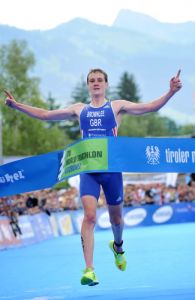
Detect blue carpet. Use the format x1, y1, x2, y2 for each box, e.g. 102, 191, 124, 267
0, 222, 195, 300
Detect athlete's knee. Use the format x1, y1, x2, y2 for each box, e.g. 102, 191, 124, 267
109, 213, 123, 225
83, 210, 96, 225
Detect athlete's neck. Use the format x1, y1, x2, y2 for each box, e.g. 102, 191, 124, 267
90, 96, 106, 108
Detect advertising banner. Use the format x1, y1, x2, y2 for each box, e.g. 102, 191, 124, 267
56, 212, 75, 235
0, 217, 21, 248
1, 137, 195, 197
96, 203, 195, 230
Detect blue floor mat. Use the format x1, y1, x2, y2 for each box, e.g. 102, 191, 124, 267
0, 222, 195, 300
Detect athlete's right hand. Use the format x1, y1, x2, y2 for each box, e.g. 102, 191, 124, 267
4, 90, 17, 108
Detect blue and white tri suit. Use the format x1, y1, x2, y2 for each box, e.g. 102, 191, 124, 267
79, 101, 123, 205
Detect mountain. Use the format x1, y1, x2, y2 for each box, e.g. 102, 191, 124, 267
113, 9, 195, 43
0, 10, 194, 124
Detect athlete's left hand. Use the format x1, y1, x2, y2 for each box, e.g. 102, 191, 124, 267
170, 69, 182, 93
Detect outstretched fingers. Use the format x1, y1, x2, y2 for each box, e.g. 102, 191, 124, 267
175, 69, 181, 79
170, 69, 182, 92
4, 90, 14, 99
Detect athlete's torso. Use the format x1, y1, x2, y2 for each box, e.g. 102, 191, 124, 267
79, 101, 118, 138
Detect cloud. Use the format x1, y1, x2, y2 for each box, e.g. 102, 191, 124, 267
0, 0, 195, 30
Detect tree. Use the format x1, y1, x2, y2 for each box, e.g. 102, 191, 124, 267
0, 40, 66, 155
118, 113, 180, 137
45, 92, 61, 128
114, 71, 183, 137
64, 76, 89, 140
71, 76, 89, 104
179, 124, 195, 136
114, 71, 140, 102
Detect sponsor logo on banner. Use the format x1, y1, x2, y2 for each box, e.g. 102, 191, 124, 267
0, 170, 25, 184
124, 208, 147, 226
98, 211, 111, 229
0, 222, 13, 241
49, 215, 59, 237
75, 213, 84, 233
57, 139, 108, 181
152, 205, 173, 223
146, 146, 160, 165
58, 214, 74, 235
19, 220, 35, 239
0, 219, 20, 246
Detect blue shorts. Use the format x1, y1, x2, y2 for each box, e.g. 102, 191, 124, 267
80, 172, 123, 205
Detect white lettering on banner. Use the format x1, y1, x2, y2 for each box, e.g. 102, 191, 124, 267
58, 215, 74, 235
97, 211, 111, 229
75, 214, 84, 233
146, 146, 195, 165
0, 229, 3, 242
124, 208, 147, 226
0, 170, 25, 184
192, 151, 195, 162
152, 206, 173, 223
0, 224, 12, 240
19, 222, 34, 239
165, 148, 190, 163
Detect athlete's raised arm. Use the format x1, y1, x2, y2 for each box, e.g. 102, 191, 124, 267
4, 90, 84, 121
113, 70, 182, 116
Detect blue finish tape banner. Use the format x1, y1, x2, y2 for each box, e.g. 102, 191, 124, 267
1, 137, 195, 197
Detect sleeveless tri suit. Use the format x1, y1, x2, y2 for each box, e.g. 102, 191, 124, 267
79, 101, 123, 205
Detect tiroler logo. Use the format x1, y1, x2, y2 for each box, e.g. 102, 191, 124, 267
146, 145, 160, 165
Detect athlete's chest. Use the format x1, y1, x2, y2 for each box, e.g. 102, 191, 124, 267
80, 104, 115, 129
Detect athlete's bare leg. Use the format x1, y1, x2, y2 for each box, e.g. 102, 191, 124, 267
81, 195, 97, 269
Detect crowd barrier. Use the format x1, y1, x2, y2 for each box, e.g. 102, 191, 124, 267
1, 203, 195, 250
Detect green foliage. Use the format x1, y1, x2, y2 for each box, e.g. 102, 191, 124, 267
118, 113, 180, 137
63, 69, 195, 138
64, 76, 89, 140
1, 39, 195, 158
113, 70, 195, 137
0, 40, 39, 98
46, 92, 61, 110
71, 76, 89, 104
0, 40, 68, 155
45, 92, 61, 129
178, 124, 195, 136
113, 71, 140, 102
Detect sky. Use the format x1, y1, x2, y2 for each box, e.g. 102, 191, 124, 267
0, 0, 195, 30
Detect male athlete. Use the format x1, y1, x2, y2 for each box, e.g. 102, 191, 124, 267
4, 68, 182, 286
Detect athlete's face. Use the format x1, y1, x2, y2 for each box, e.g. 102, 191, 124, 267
87, 72, 108, 97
